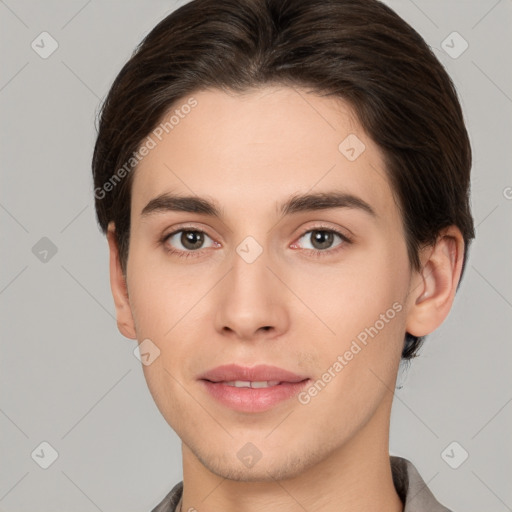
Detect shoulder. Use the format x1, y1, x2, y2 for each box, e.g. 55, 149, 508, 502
391, 455, 455, 512
150, 481, 183, 512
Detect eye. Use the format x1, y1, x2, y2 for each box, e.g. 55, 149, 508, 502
163, 229, 217, 254
293, 228, 349, 253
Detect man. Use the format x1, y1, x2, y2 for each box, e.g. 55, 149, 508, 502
92, 0, 474, 510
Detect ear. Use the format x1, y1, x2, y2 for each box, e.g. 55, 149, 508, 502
107, 222, 137, 339
405, 226, 465, 337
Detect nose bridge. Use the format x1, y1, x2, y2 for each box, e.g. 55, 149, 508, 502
232, 239, 272, 298
214, 235, 290, 338
230, 236, 278, 312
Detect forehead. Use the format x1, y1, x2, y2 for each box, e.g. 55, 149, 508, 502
131, 86, 398, 223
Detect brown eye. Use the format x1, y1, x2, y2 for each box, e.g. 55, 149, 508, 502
296, 229, 347, 252
180, 231, 204, 250
164, 229, 215, 252
310, 230, 335, 250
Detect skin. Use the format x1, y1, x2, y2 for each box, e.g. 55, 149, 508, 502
107, 86, 464, 512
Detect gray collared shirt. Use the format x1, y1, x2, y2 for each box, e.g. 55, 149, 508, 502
151, 455, 453, 511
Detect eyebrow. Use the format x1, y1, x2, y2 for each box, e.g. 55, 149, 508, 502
140, 191, 376, 219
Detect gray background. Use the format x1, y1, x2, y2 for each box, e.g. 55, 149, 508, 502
1, 0, 511, 511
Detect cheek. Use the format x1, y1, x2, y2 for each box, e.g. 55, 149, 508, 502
292, 247, 408, 333
126, 243, 199, 338
289, 243, 409, 391
296, 267, 406, 425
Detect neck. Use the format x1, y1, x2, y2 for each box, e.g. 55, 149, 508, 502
179, 397, 404, 512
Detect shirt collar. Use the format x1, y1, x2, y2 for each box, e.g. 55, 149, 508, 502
391, 456, 453, 511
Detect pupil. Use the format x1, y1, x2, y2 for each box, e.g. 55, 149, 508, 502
182, 231, 204, 250
312, 230, 333, 250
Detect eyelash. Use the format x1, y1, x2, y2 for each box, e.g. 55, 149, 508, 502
160, 225, 352, 260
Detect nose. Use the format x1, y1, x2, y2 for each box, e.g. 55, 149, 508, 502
213, 244, 290, 341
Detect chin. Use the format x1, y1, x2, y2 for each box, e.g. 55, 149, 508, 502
193, 443, 322, 483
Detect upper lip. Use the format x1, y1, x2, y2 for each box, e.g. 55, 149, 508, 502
199, 364, 309, 383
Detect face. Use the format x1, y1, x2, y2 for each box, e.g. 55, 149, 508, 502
115, 86, 420, 481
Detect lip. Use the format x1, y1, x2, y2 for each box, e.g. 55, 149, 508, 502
199, 364, 308, 383
199, 364, 310, 413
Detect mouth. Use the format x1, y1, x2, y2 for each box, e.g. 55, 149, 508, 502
198, 364, 311, 413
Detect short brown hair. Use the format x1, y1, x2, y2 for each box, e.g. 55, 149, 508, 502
92, 0, 475, 360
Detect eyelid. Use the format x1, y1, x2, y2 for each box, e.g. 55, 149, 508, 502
161, 224, 220, 247
162, 222, 216, 238
293, 222, 354, 243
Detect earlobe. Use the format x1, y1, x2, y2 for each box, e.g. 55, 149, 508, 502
405, 226, 465, 337
107, 222, 137, 340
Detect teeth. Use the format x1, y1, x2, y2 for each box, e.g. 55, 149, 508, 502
251, 380, 280, 388
223, 380, 281, 388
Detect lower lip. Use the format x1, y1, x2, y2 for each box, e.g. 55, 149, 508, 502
200, 379, 310, 413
